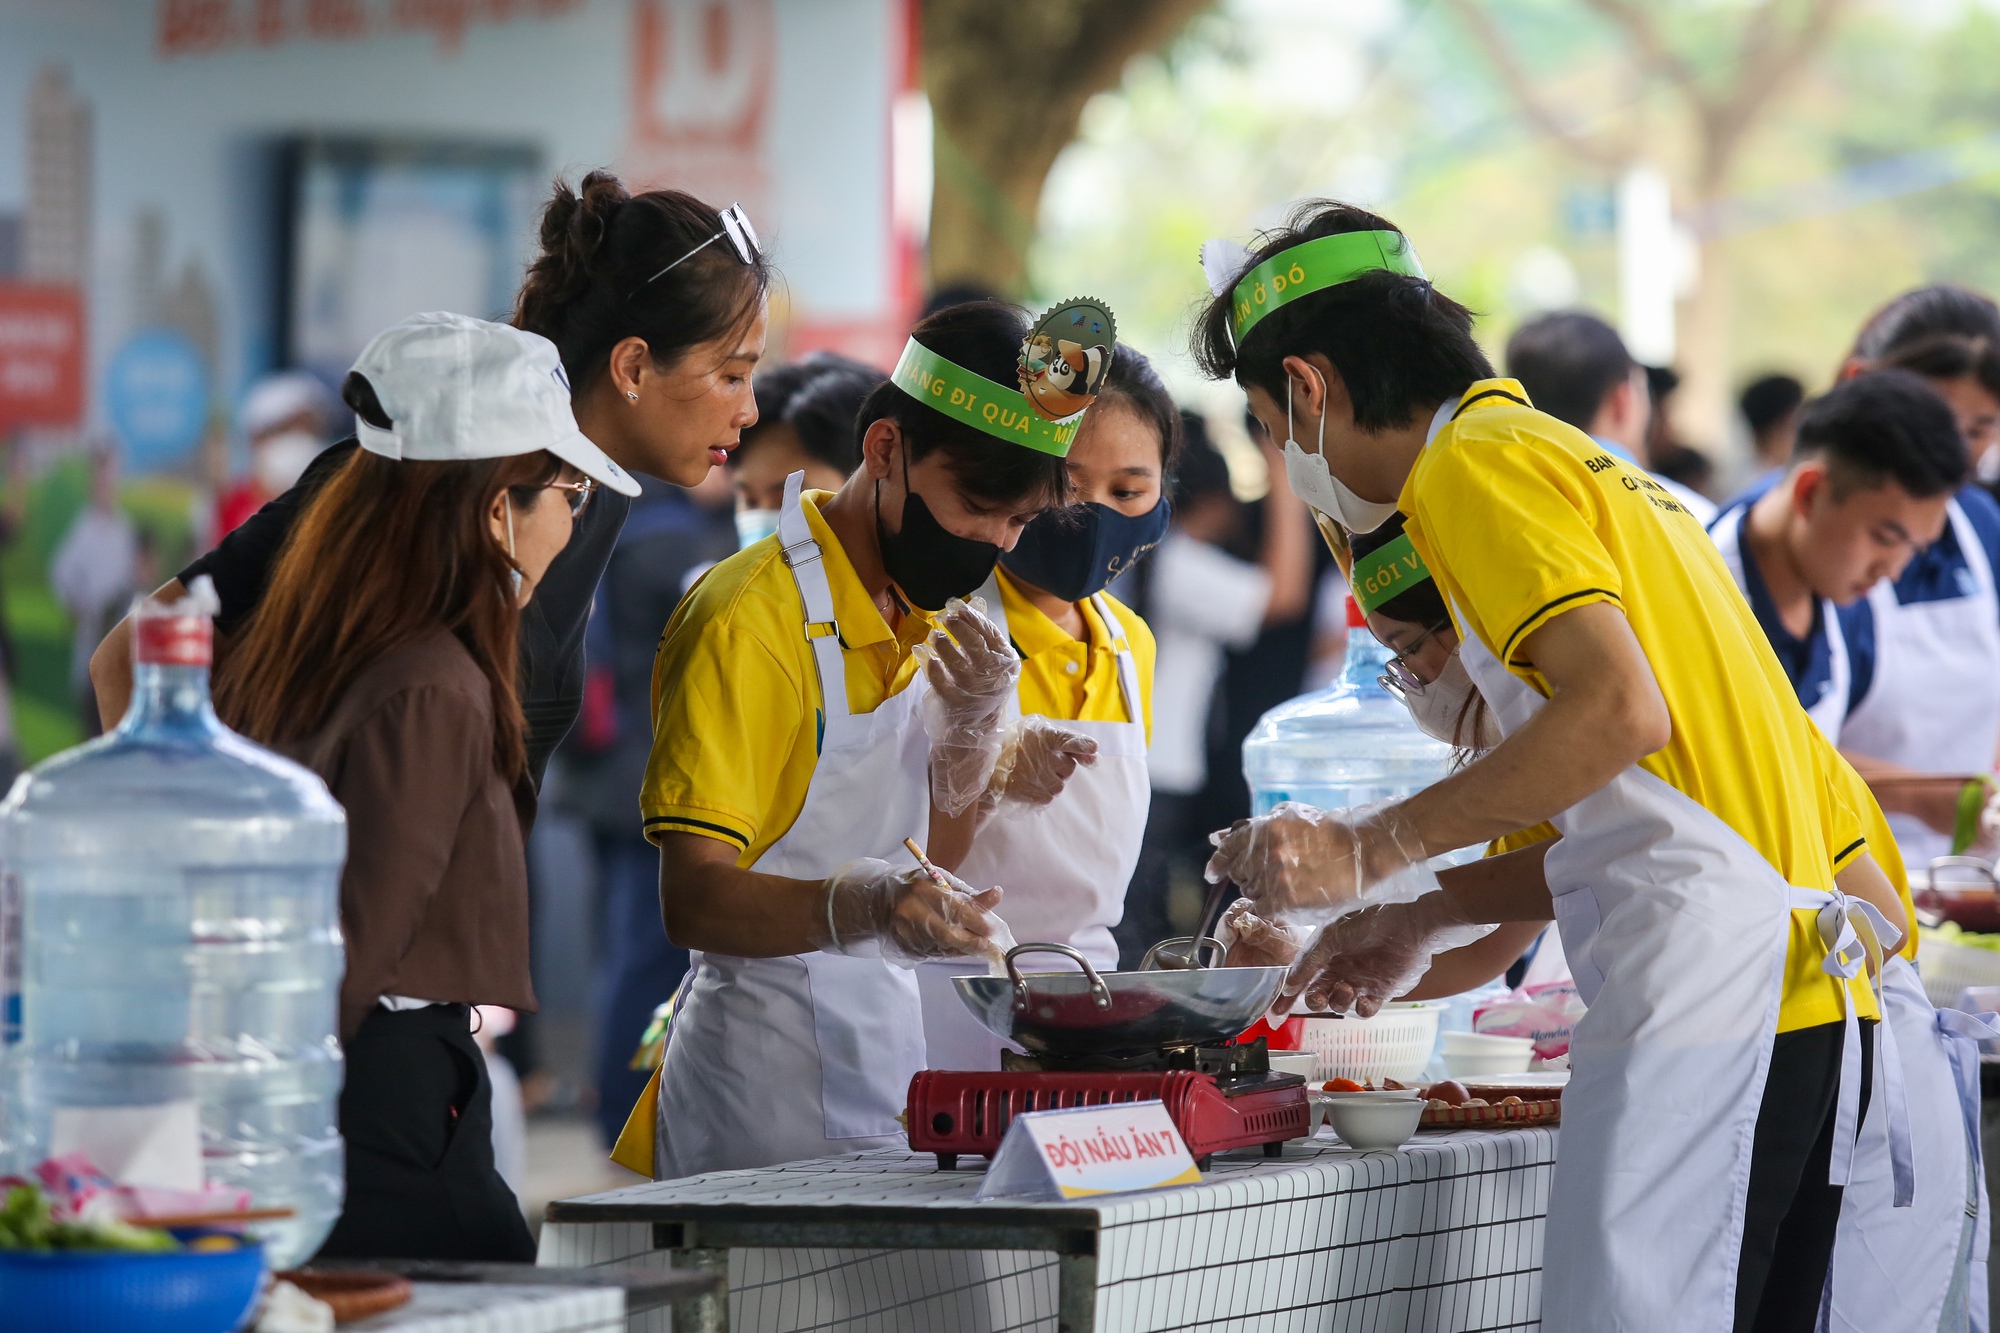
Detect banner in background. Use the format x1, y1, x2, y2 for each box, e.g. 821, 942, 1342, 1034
0, 285, 85, 431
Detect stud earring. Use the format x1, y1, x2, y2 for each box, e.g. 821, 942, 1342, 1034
626, 391, 639, 402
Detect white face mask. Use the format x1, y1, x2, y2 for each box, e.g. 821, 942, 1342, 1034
1281, 369, 1399, 535
253, 429, 320, 494
735, 508, 781, 550
1397, 652, 1499, 749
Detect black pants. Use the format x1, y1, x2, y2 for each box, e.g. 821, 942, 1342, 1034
1734, 1017, 1876, 1333
316, 1004, 537, 1263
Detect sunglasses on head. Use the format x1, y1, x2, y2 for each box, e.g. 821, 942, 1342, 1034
628, 203, 760, 300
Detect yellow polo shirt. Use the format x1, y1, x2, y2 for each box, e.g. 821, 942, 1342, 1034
1406, 381, 1871, 1030
994, 568, 1156, 740
641, 490, 934, 865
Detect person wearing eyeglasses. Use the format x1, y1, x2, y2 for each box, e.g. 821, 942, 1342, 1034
210, 313, 641, 1262
89, 172, 769, 809
1192, 203, 1914, 1332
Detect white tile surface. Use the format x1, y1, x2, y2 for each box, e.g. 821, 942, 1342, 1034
344, 1283, 623, 1333
540, 1127, 1556, 1331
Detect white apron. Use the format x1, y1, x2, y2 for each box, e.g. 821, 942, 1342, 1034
1460, 623, 1839, 1332
917, 573, 1151, 1071
1841, 497, 2000, 866
1830, 957, 1997, 1333
654, 472, 932, 1179
1711, 504, 1852, 742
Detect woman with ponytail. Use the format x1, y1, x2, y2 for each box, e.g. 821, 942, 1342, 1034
91, 170, 770, 793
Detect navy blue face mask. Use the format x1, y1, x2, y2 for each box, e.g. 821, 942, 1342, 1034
999, 496, 1171, 603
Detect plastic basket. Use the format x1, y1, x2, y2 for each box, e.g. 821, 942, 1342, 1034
1918, 938, 2000, 1010
1299, 1002, 1442, 1083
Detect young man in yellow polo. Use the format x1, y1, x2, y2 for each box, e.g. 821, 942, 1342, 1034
1195, 204, 1910, 1333
620, 299, 1120, 1180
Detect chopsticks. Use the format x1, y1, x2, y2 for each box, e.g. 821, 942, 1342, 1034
132, 1206, 297, 1228
903, 837, 951, 889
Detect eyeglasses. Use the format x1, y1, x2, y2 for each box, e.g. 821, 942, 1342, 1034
628, 203, 760, 300
545, 478, 597, 516
1376, 618, 1451, 696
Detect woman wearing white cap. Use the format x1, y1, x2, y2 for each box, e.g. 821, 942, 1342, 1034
212, 312, 642, 1262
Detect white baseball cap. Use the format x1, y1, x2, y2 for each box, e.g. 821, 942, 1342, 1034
348, 312, 642, 497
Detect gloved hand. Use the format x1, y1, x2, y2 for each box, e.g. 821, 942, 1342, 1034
807, 857, 1015, 968
1205, 799, 1437, 923
988, 716, 1099, 812
1215, 898, 1304, 969
914, 597, 1021, 817
1279, 891, 1495, 1017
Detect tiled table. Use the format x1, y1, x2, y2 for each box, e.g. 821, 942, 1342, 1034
538, 1126, 1554, 1332
340, 1280, 624, 1331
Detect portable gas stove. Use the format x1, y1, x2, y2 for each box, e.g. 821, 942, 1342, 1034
906, 1037, 1310, 1170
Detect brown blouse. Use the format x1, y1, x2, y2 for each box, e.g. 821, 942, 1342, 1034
276, 630, 537, 1041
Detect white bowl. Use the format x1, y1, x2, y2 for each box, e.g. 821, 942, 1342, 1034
1440, 1030, 1535, 1077
1321, 1094, 1424, 1151
1267, 1050, 1316, 1079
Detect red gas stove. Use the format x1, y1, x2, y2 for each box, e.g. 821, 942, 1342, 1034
906, 1040, 1310, 1170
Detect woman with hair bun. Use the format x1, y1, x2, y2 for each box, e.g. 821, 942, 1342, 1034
90, 170, 770, 796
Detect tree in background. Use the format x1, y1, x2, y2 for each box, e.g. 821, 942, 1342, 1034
1445, 0, 1855, 449
921, 0, 1212, 297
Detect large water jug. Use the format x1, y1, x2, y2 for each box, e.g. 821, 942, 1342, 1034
1242, 597, 1453, 816
0, 582, 347, 1266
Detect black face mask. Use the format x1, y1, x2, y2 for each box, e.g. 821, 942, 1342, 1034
999, 496, 1171, 602
876, 453, 1002, 612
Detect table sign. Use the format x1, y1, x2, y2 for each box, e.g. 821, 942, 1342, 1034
975, 1099, 1201, 1201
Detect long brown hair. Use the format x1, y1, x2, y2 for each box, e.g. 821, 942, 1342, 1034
214, 447, 561, 777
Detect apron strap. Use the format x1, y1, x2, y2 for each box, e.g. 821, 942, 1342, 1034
778, 470, 855, 722
1937, 1005, 2000, 1157
1090, 592, 1144, 728
1788, 886, 1913, 1205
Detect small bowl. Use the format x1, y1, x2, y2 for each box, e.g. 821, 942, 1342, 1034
1321, 1094, 1424, 1151
1267, 1050, 1317, 1080
1440, 1030, 1536, 1077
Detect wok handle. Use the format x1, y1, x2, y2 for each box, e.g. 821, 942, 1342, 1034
1006, 943, 1113, 1012
1140, 936, 1228, 971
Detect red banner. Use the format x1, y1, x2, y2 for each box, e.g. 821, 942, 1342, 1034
0, 285, 85, 431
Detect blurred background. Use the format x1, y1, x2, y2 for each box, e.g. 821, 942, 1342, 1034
3, 0, 1996, 1222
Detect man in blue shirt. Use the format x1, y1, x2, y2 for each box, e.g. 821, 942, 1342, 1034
1709, 371, 1979, 857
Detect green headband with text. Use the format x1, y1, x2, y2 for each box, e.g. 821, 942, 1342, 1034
1350, 531, 1431, 615
1230, 230, 1427, 344
890, 338, 1081, 458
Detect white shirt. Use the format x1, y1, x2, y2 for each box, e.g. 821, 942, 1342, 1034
1144, 530, 1272, 794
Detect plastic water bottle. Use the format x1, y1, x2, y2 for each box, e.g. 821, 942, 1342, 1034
1242, 596, 1453, 815
0, 581, 347, 1266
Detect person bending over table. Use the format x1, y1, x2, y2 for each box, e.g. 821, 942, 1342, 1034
1192, 202, 1905, 1333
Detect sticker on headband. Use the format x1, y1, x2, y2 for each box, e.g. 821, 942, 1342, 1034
1019, 298, 1116, 422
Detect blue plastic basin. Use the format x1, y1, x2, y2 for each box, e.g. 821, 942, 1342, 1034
0, 1242, 265, 1333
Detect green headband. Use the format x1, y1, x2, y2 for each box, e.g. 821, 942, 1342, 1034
1230, 230, 1426, 344
890, 338, 1083, 458
1350, 532, 1431, 615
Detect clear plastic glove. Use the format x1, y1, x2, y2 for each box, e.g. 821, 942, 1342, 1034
1215, 898, 1304, 969
1204, 799, 1437, 924
807, 856, 1013, 967
1280, 891, 1495, 1017
914, 597, 1021, 817
988, 715, 1099, 811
